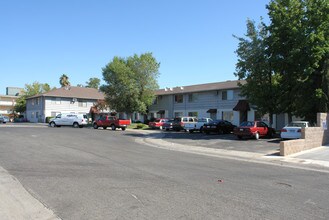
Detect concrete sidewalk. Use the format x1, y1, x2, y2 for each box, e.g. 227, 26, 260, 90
134, 129, 329, 171
0, 167, 60, 220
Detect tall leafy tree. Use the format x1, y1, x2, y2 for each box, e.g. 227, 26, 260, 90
14, 82, 52, 113
101, 53, 160, 116
86, 77, 101, 89
267, 0, 329, 122
59, 74, 70, 87
234, 19, 280, 126
235, 0, 329, 123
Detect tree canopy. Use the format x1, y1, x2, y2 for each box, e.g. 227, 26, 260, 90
14, 81, 52, 113
235, 0, 329, 123
59, 74, 70, 87
86, 77, 101, 89
101, 53, 160, 115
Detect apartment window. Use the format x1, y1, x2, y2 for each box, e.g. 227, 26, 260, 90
31, 99, 35, 106
55, 98, 61, 104
36, 98, 39, 105
78, 100, 87, 107
174, 94, 183, 103
153, 97, 158, 105
36, 112, 39, 119
31, 112, 35, 118
188, 93, 197, 103
174, 112, 183, 117
221, 90, 233, 100
222, 111, 233, 122
188, 112, 198, 117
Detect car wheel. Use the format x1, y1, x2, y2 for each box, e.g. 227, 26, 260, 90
122, 127, 126, 131
50, 122, 56, 127
237, 135, 242, 140
166, 128, 169, 131
73, 122, 79, 128
218, 129, 224, 135
255, 132, 260, 140
189, 130, 194, 133
200, 126, 203, 133
103, 127, 107, 130
111, 125, 116, 130
93, 123, 98, 129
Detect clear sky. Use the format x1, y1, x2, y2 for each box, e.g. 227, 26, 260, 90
0, 0, 270, 94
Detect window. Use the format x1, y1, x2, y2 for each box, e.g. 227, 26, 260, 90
78, 101, 87, 107
222, 90, 233, 100
55, 98, 61, 104
36, 98, 39, 105
188, 93, 197, 102
174, 94, 183, 103
222, 111, 233, 122
174, 112, 183, 117
31, 112, 35, 118
222, 91, 227, 100
31, 99, 35, 106
153, 97, 158, 105
36, 112, 39, 119
188, 112, 198, 117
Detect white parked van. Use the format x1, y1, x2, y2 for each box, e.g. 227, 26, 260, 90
49, 113, 88, 128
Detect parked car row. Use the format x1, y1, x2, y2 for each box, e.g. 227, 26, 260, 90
48, 113, 309, 140
49, 113, 131, 130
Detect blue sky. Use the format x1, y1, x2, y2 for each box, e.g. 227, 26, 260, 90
0, 0, 270, 94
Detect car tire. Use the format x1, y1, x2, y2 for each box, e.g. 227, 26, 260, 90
218, 129, 224, 135
200, 126, 203, 133
73, 122, 79, 128
237, 135, 242, 140
93, 123, 98, 129
189, 130, 194, 133
166, 128, 169, 131
122, 127, 126, 131
50, 122, 56, 128
111, 125, 116, 130
255, 132, 260, 140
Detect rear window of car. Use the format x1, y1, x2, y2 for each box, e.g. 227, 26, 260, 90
288, 122, 307, 127
240, 121, 255, 127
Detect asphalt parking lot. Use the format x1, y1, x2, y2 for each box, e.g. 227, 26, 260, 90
153, 130, 281, 155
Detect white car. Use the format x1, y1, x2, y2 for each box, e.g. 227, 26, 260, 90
49, 113, 88, 128
280, 121, 309, 139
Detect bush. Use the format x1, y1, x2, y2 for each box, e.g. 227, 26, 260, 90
46, 117, 54, 123
136, 123, 147, 129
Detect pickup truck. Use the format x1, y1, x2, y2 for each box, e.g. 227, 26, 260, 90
93, 115, 130, 131
184, 118, 213, 133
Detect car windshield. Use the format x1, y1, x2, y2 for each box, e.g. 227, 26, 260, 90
287, 122, 307, 127
240, 121, 255, 127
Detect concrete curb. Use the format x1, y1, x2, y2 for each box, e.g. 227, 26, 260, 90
131, 129, 329, 171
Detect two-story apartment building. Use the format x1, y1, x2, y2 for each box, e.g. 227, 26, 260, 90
26, 86, 105, 123
0, 87, 23, 116
147, 80, 264, 126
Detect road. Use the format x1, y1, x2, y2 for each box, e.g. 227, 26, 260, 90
0, 126, 329, 219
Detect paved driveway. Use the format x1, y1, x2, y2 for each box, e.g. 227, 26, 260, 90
156, 130, 280, 155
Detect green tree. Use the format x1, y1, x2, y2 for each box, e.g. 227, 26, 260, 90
101, 53, 160, 117
86, 77, 100, 89
235, 0, 329, 123
14, 81, 52, 113
234, 19, 280, 126
59, 74, 70, 87
267, 0, 329, 122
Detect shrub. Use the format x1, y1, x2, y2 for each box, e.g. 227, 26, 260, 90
46, 117, 54, 123
136, 123, 147, 129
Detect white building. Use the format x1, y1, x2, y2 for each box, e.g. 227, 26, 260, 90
26, 86, 105, 123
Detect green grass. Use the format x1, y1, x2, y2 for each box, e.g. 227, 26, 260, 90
128, 123, 151, 130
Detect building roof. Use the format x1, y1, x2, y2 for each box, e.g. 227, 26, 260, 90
155, 80, 245, 95
26, 86, 105, 100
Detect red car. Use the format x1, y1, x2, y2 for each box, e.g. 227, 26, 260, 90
149, 118, 168, 129
233, 121, 275, 140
